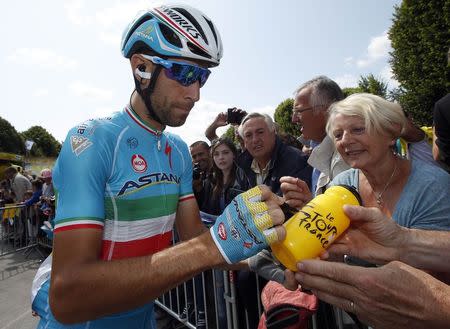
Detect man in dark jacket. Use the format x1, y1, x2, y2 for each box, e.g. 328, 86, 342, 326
234, 112, 312, 329
236, 112, 312, 195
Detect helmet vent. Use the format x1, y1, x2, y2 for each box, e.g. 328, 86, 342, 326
159, 23, 182, 48
187, 42, 212, 59
204, 17, 218, 46
173, 7, 208, 45
129, 41, 158, 57
123, 15, 154, 56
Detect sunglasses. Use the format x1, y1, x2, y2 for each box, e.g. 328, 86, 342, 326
140, 54, 211, 87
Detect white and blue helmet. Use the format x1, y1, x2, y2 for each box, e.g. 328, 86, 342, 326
121, 4, 223, 67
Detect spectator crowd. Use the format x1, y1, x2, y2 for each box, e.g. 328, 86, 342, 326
1, 166, 56, 243
185, 76, 450, 329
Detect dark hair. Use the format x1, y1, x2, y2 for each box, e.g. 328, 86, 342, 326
210, 138, 238, 200
31, 179, 43, 190
190, 140, 210, 150
5, 166, 18, 175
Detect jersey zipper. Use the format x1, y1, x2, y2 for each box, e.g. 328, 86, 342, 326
156, 130, 162, 151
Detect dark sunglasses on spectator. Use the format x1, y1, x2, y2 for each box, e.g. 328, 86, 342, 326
140, 54, 211, 87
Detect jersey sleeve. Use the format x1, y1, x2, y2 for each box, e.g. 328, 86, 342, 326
53, 122, 113, 232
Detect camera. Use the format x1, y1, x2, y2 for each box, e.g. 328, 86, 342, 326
192, 163, 202, 180
227, 108, 246, 125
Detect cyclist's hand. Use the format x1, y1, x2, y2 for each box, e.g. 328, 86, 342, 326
210, 185, 285, 264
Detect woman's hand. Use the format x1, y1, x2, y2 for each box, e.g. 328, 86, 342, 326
280, 176, 313, 209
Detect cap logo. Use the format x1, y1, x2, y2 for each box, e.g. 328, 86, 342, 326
131, 154, 147, 173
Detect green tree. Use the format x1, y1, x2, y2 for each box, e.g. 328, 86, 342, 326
222, 126, 237, 142
342, 87, 362, 98
358, 74, 388, 98
388, 86, 406, 103
343, 74, 389, 98
0, 117, 24, 154
389, 0, 450, 125
21, 126, 61, 157
274, 98, 300, 137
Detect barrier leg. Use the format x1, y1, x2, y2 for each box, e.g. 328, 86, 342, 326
228, 271, 239, 329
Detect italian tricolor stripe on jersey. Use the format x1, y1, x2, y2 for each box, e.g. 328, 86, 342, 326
125, 106, 162, 136
101, 213, 176, 260
105, 194, 179, 220
101, 231, 173, 260
54, 218, 104, 232
102, 213, 176, 242
180, 193, 194, 202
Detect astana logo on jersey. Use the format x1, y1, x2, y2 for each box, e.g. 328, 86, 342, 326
118, 172, 181, 196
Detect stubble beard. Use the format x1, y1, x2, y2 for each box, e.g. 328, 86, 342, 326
150, 98, 188, 128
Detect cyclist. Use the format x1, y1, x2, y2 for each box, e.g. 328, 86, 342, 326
31, 4, 285, 329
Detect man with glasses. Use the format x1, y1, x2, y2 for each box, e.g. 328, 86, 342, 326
31, 5, 286, 329
287, 76, 348, 199
279, 76, 354, 329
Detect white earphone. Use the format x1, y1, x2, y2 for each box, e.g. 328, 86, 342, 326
135, 67, 152, 80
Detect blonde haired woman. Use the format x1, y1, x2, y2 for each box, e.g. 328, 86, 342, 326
282, 93, 450, 230
326, 93, 450, 229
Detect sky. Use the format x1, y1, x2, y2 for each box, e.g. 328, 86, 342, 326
2, 0, 401, 146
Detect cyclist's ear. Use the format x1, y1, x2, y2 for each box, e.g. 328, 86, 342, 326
134, 66, 151, 80
130, 54, 151, 82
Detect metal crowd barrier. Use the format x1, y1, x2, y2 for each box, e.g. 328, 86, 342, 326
156, 269, 260, 329
155, 266, 355, 329
0, 204, 52, 259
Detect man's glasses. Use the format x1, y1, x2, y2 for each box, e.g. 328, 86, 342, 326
292, 104, 326, 117
140, 54, 211, 87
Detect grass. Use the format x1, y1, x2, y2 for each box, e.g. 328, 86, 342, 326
25, 157, 57, 176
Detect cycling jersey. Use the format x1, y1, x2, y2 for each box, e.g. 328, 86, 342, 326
32, 105, 194, 329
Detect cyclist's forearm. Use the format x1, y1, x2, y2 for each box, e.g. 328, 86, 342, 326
50, 232, 223, 324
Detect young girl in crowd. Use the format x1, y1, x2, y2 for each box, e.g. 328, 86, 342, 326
198, 138, 240, 329
199, 138, 241, 215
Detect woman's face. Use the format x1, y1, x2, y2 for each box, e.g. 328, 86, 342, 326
212, 143, 235, 172
331, 114, 393, 170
